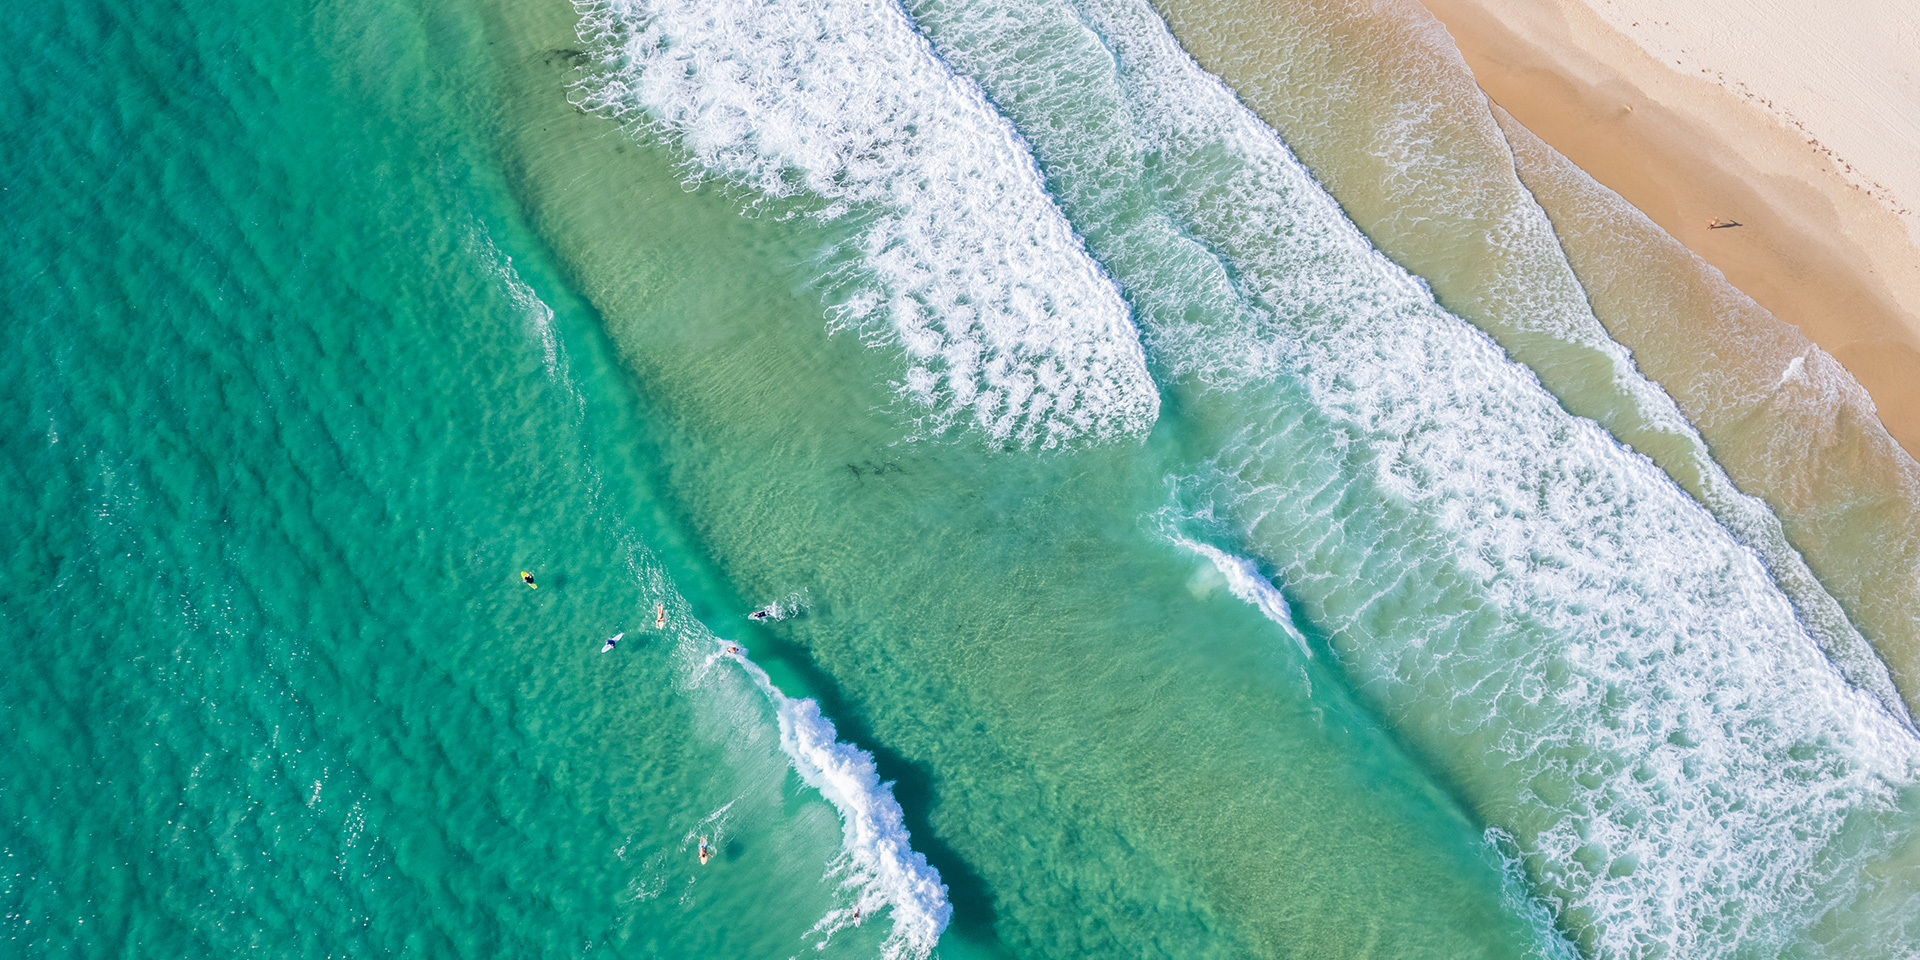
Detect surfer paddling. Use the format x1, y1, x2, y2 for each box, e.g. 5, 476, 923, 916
520, 571, 538, 589
698, 837, 712, 866
747, 598, 804, 623
654, 602, 666, 629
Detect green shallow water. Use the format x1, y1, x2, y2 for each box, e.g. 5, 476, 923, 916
5, 0, 1915, 957
1, 0, 851, 953
0, 0, 1554, 955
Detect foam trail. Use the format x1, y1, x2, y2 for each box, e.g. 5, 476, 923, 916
1078, 1, 1920, 951
1172, 536, 1311, 658
710, 642, 950, 959
1494, 105, 1920, 712
465, 220, 586, 418
1184, 6, 1916, 723
1779, 354, 1807, 388
748, 589, 809, 623
458, 267, 943, 947
890, 0, 1920, 953
570, 0, 1159, 448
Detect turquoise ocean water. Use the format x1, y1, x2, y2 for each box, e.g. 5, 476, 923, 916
5, 0, 1917, 957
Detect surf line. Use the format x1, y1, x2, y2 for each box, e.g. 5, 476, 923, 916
1172, 536, 1313, 659
707, 642, 951, 959
568, 0, 1159, 450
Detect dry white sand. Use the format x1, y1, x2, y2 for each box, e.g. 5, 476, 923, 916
1579, 0, 1920, 239
1418, 0, 1920, 457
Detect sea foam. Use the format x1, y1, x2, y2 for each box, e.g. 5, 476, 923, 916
466, 220, 587, 419
570, 0, 1159, 448
476, 224, 949, 949
713, 643, 951, 959
901, 0, 1920, 954
1172, 536, 1311, 659
1091, 1, 1920, 952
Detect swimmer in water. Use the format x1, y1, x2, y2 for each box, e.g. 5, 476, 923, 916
520, 571, 537, 589
654, 602, 666, 629
698, 837, 712, 865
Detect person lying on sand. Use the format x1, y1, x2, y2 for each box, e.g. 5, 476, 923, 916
1707, 218, 1743, 229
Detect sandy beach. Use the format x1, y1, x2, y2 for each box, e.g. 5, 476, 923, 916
1150, 0, 1920, 711
1415, 0, 1920, 458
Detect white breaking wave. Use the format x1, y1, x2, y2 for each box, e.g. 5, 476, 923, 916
710, 642, 951, 959
893, 0, 1920, 954
1172, 536, 1311, 658
1778, 354, 1808, 388
902, 0, 1906, 727
570, 0, 1159, 448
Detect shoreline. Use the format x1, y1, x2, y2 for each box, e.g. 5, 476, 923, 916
1148, 0, 1920, 709
1413, 0, 1920, 459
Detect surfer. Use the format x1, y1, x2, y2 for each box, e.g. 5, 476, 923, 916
601, 632, 623, 653
726, 645, 741, 656
747, 607, 772, 623
698, 837, 712, 865
654, 602, 666, 629
520, 571, 537, 589
852, 905, 862, 926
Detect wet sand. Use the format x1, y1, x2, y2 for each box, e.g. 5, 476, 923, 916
1494, 105, 1920, 722
1149, 0, 1920, 713
1415, 0, 1920, 459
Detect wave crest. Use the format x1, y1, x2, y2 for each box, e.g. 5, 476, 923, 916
571, 0, 1159, 448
